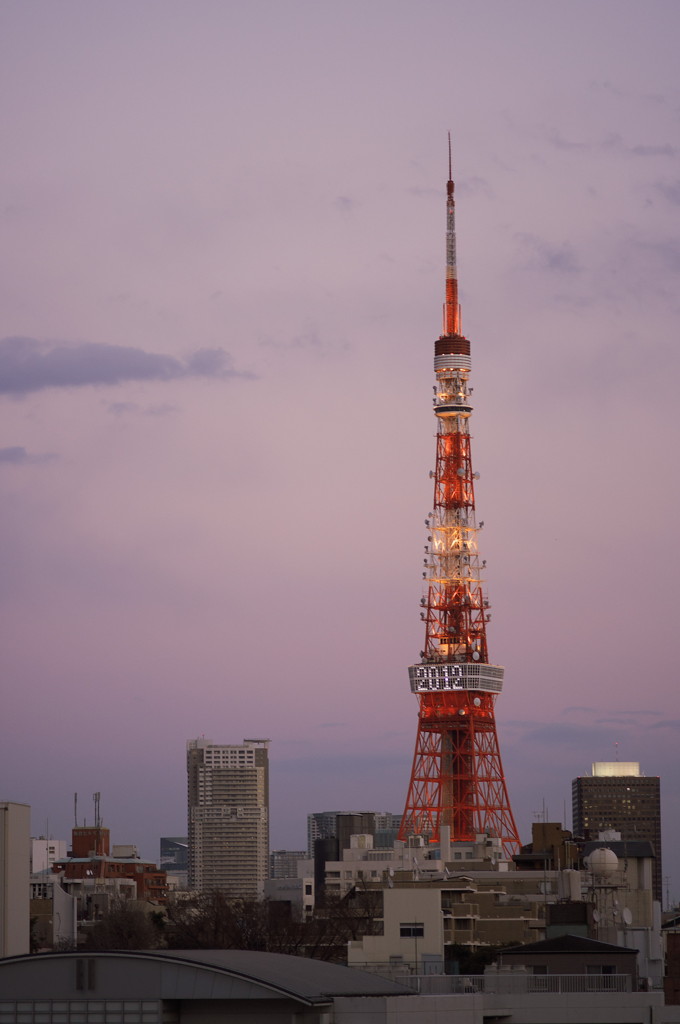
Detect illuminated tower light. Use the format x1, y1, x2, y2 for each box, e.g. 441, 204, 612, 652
399, 137, 520, 857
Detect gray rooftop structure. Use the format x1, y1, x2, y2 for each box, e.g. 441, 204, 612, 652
0, 949, 410, 1016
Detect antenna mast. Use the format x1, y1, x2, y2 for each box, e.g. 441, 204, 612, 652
443, 131, 459, 337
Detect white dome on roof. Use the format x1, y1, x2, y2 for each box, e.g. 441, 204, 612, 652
585, 847, 619, 878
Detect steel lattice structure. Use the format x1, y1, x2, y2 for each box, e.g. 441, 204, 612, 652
399, 141, 520, 857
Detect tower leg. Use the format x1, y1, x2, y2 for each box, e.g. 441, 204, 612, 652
400, 692, 520, 858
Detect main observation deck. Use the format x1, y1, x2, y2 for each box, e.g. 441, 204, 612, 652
409, 662, 504, 694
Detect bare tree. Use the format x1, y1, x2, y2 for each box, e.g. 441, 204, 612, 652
83, 900, 163, 950
161, 886, 382, 961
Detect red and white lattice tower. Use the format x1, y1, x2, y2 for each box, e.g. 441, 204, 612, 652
399, 141, 520, 857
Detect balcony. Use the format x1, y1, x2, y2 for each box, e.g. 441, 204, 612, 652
353, 966, 634, 995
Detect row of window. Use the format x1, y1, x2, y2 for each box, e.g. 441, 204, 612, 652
0, 1002, 159, 1024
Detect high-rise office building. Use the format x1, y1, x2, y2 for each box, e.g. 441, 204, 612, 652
160, 836, 189, 873
572, 761, 662, 903
307, 811, 400, 857
187, 738, 269, 897
269, 849, 308, 879
160, 836, 189, 890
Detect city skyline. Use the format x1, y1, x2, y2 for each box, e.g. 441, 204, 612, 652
2, 2, 679, 902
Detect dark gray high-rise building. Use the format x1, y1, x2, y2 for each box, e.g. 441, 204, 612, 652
187, 738, 269, 897
160, 836, 188, 872
269, 849, 308, 879
307, 811, 401, 857
572, 761, 662, 903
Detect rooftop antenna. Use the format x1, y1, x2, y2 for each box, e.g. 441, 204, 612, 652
74, 792, 78, 828
93, 792, 101, 829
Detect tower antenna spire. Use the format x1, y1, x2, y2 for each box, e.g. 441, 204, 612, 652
443, 133, 459, 336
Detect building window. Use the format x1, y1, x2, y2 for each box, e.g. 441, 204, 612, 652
400, 922, 424, 938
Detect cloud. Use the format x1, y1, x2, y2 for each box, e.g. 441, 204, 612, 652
107, 400, 179, 417
655, 181, 680, 205
511, 720, 608, 749
517, 233, 581, 274
546, 130, 677, 158
0, 445, 56, 465
638, 237, 680, 274
626, 142, 677, 157
334, 196, 357, 216
108, 401, 140, 416
507, 706, 675, 756
457, 175, 493, 198
259, 328, 349, 354
0, 336, 254, 396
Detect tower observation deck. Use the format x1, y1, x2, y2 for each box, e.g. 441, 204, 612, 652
398, 140, 520, 857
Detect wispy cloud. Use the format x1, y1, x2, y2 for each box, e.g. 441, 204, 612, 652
0, 336, 254, 396
458, 175, 494, 198
334, 195, 357, 216
259, 329, 350, 354
107, 401, 179, 417
508, 706, 674, 753
516, 233, 581, 274
546, 130, 677, 158
655, 180, 680, 205
0, 445, 56, 465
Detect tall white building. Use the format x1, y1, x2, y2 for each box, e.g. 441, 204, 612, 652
187, 738, 269, 898
0, 802, 30, 956
31, 837, 67, 874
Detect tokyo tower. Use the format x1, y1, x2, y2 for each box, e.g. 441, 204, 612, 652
399, 140, 520, 857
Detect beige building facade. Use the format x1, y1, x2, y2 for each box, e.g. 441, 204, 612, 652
187, 737, 269, 897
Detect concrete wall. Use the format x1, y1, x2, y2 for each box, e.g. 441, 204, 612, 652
349, 887, 444, 969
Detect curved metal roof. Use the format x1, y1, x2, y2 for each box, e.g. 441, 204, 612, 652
0, 950, 411, 1005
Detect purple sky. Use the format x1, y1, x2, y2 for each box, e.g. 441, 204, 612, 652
2, 2, 679, 903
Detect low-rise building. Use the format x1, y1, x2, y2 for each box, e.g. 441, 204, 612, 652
264, 875, 315, 919
49, 824, 168, 937
333, 823, 662, 987
0, 948, 677, 1024
29, 879, 77, 950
